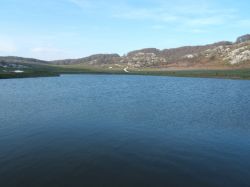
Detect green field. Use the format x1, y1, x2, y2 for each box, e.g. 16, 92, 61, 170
1, 63, 250, 80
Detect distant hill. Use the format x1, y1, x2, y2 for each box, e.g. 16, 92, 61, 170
1, 34, 250, 69
52, 54, 121, 65
236, 34, 250, 43
0, 56, 48, 64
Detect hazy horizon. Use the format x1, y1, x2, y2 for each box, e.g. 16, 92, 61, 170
0, 0, 250, 60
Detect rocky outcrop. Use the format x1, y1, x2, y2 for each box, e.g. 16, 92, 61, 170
121, 52, 166, 67
236, 34, 250, 44
122, 41, 233, 67
223, 45, 250, 64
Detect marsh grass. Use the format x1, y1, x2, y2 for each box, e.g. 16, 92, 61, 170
1, 63, 250, 80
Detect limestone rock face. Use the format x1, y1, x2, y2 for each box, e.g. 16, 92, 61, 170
224, 46, 250, 64
122, 52, 166, 67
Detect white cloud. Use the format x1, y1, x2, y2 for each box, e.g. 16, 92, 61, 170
114, 7, 233, 29
111, 0, 238, 29
67, 0, 244, 33
67, 0, 239, 31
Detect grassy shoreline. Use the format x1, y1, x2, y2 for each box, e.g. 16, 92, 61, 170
1, 64, 250, 80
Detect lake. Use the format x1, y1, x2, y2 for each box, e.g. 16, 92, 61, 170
0, 74, 250, 187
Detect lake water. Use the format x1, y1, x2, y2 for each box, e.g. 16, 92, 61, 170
0, 74, 250, 187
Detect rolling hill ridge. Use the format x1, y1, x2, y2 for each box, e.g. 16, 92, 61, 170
1, 34, 250, 79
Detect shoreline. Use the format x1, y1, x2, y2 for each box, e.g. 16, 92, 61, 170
1, 68, 250, 80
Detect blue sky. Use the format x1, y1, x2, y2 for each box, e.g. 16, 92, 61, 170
0, 0, 250, 60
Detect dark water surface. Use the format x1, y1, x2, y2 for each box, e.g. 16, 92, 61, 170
0, 75, 250, 187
